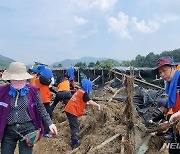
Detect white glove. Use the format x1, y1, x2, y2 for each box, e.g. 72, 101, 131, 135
49, 124, 57, 137
149, 120, 153, 124
169, 110, 180, 123
97, 104, 101, 111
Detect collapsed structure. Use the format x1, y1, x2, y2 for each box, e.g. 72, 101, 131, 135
0, 67, 171, 154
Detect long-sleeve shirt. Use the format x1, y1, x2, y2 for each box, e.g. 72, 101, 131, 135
7, 90, 52, 127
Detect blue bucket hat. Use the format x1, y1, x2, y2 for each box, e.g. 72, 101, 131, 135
157, 98, 168, 108
37, 65, 45, 73
40, 68, 53, 79
32, 68, 39, 73
81, 79, 93, 94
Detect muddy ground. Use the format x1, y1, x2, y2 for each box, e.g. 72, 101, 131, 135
13, 84, 169, 154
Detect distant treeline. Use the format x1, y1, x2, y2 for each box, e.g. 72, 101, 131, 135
73, 48, 180, 69
121, 48, 180, 68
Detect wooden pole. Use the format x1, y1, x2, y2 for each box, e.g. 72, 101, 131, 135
110, 69, 164, 90
88, 134, 121, 153
107, 87, 125, 103
102, 69, 104, 84
78, 68, 80, 84
92, 75, 101, 83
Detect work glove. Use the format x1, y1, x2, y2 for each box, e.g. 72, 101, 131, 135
169, 110, 180, 123
97, 104, 101, 111
49, 124, 57, 137
148, 120, 153, 124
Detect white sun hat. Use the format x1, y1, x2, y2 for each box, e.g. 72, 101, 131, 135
2, 62, 32, 80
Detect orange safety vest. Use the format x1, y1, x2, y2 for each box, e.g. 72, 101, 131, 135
30, 74, 37, 86
64, 89, 86, 117
57, 80, 70, 92
71, 80, 75, 87
165, 108, 174, 120
35, 79, 50, 103
177, 65, 180, 70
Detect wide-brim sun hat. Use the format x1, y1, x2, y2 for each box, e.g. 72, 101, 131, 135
153, 56, 180, 74
2, 62, 32, 80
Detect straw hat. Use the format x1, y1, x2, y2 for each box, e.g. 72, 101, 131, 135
2, 62, 32, 80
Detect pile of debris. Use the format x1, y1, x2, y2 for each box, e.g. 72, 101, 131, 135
8, 70, 171, 154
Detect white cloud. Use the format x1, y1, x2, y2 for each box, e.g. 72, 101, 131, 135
156, 15, 179, 23
74, 16, 89, 25
68, 0, 117, 12
107, 10, 180, 37
131, 17, 160, 33
90, 0, 118, 11
108, 12, 132, 39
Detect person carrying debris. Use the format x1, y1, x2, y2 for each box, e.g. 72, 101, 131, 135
64, 78, 100, 149
149, 98, 173, 123
149, 98, 173, 139
0, 62, 57, 154
50, 75, 72, 112
153, 56, 180, 153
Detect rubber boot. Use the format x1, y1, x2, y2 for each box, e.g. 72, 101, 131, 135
71, 138, 78, 149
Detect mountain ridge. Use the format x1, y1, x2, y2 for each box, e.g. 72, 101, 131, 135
0, 55, 15, 69
0, 55, 122, 69
50, 56, 122, 68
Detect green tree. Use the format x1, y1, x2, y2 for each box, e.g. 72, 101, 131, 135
75, 62, 87, 68
88, 62, 95, 68
95, 59, 120, 69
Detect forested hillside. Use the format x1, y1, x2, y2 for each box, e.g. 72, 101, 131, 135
0, 55, 15, 69
1, 48, 180, 69
121, 48, 180, 68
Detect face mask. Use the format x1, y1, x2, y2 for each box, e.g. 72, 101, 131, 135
10, 80, 27, 90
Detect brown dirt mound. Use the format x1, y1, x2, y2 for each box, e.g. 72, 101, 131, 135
13, 85, 168, 154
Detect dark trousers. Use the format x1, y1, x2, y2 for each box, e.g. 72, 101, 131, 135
1, 122, 36, 154
43, 103, 52, 133
65, 112, 79, 140
51, 91, 72, 111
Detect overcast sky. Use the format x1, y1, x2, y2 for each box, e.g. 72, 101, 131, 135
0, 0, 180, 65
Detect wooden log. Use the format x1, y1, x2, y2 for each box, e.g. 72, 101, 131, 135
92, 75, 101, 83
68, 147, 80, 154
92, 97, 109, 101
146, 119, 180, 133
79, 125, 91, 138
120, 137, 125, 154
107, 87, 125, 103
104, 86, 117, 94
110, 69, 164, 90
88, 134, 121, 153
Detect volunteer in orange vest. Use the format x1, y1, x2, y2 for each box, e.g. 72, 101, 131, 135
30, 68, 39, 86
35, 68, 53, 138
64, 78, 100, 149
153, 56, 180, 153
50, 75, 72, 111
66, 66, 75, 90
